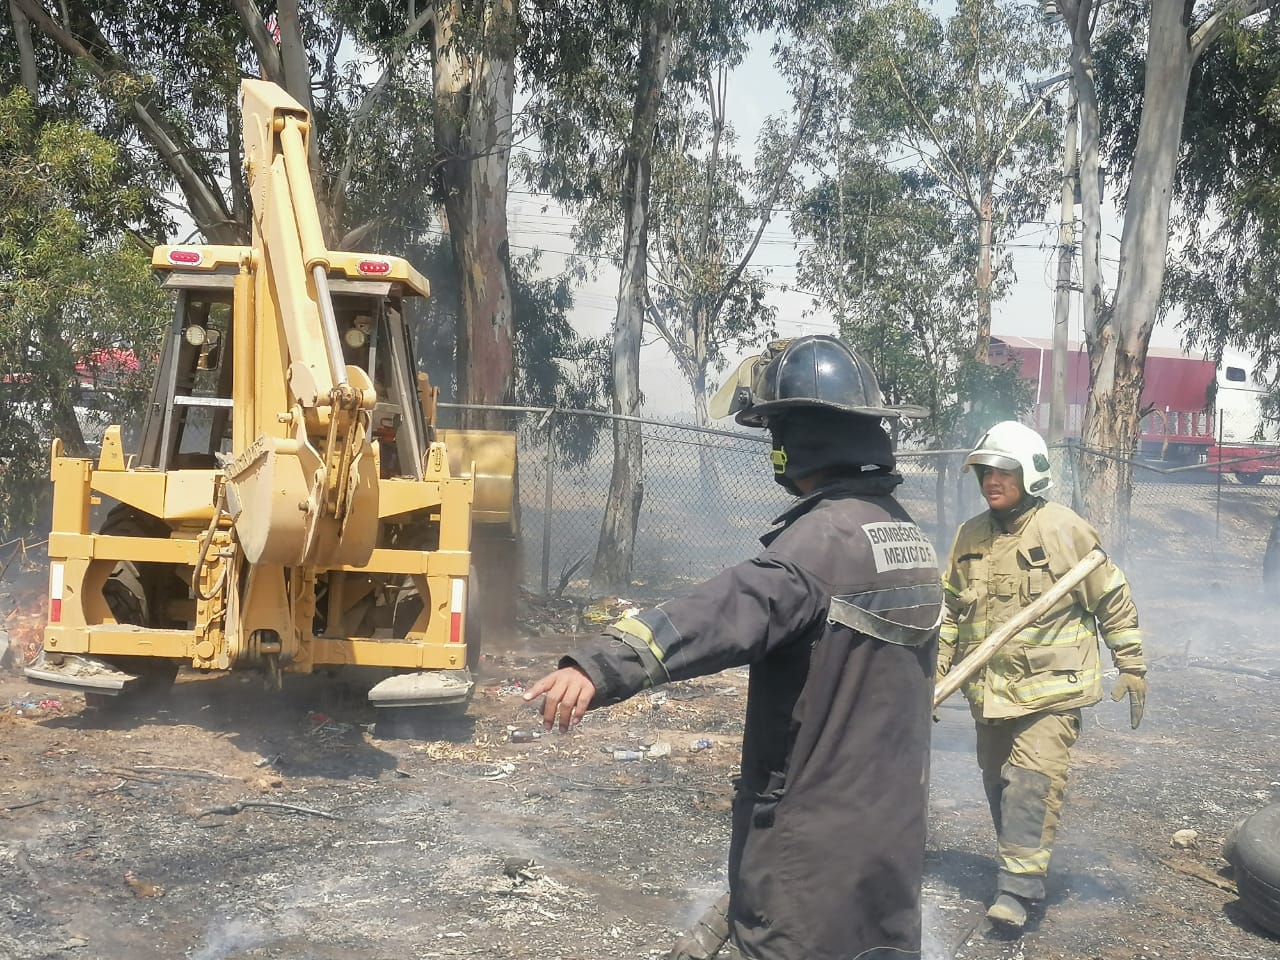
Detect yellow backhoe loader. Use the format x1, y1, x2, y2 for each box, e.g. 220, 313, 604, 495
27, 79, 517, 714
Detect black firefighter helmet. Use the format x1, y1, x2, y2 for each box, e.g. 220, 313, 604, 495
711, 335, 927, 427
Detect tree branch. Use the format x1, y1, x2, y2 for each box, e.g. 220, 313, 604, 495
230, 0, 283, 82
991, 82, 1062, 174
9, 0, 39, 97
330, 6, 437, 220
1191, 0, 1273, 59
645, 297, 697, 383
13, 0, 239, 243
693, 66, 726, 271
884, 52, 975, 209
707, 75, 820, 322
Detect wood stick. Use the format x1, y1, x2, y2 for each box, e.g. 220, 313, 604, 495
1160, 857, 1238, 894
196, 799, 341, 821
933, 548, 1107, 709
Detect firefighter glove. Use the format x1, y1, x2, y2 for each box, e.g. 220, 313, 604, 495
1110, 671, 1147, 730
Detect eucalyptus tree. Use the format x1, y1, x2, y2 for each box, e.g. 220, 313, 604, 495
809, 0, 1064, 363
521, 0, 830, 589
792, 157, 1031, 529
0, 87, 169, 536
1161, 15, 1280, 375
1057, 0, 1278, 549
643, 66, 818, 454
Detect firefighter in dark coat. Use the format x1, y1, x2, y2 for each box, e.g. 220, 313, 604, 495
524, 336, 942, 960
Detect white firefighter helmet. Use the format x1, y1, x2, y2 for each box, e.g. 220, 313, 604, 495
964, 421, 1053, 495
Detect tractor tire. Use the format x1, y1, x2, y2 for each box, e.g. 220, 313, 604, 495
391, 566, 484, 674
376, 568, 483, 734
86, 506, 181, 709
1236, 471, 1265, 485
1226, 803, 1280, 938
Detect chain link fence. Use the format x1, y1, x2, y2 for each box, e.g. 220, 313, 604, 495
440, 405, 1280, 598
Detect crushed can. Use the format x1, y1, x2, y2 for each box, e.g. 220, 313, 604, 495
690, 738, 714, 752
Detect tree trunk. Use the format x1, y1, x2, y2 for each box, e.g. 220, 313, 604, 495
227, 103, 248, 231
1049, 98, 1078, 445
432, 0, 517, 426
692, 363, 722, 502
1079, 2, 1195, 553
592, 3, 675, 590
974, 188, 994, 363
9, 0, 38, 97
1067, 1, 1105, 342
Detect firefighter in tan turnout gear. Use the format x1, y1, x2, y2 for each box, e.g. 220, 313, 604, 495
526, 335, 940, 960
938, 421, 1147, 931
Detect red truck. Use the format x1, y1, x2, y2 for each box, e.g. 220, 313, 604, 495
989, 334, 1280, 481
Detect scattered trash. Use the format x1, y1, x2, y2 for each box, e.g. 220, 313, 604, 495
690, 738, 714, 753
253, 754, 284, 769
5, 698, 63, 718
648, 691, 669, 709
581, 596, 641, 625
612, 749, 645, 762
646, 741, 672, 759
483, 762, 517, 781
485, 679, 528, 698
123, 871, 165, 899
305, 711, 352, 738
509, 730, 543, 744
1171, 828, 1200, 849
502, 856, 539, 880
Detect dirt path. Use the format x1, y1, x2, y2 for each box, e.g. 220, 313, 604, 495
2, 584, 1278, 960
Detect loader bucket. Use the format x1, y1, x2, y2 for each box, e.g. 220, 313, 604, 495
437, 429, 517, 531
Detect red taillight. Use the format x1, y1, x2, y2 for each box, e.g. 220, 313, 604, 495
357, 258, 391, 276
49, 562, 64, 624
448, 578, 465, 643
168, 248, 203, 266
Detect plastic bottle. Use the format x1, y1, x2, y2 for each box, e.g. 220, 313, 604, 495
509, 730, 543, 744
612, 749, 645, 761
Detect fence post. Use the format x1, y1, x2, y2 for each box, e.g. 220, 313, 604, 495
540, 411, 557, 596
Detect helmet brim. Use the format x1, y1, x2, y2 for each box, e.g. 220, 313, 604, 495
963, 451, 1021, 473
735, 397, 929, 427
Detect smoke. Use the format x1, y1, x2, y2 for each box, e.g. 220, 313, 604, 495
676, 882, 728, 929
920, 901, 951, 960
188, 916, 268, 960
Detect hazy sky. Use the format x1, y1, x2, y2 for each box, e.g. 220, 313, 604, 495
506, 32, 1218, 419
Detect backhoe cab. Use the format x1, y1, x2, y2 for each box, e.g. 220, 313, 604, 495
29, 79, 516, 714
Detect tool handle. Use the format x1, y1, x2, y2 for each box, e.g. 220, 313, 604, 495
933, 547, 1107, 709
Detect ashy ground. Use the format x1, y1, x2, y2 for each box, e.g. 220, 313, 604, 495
1, 568, 1278, 960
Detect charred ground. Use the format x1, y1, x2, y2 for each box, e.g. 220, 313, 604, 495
1, 566, 1277, 960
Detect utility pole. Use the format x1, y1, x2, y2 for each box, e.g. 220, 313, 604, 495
1049, 94, 1078, 444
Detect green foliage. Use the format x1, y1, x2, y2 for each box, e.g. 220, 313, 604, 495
788, 0, 1057, 444
0, 86, 168, 536
412, 237, 610, 463
644, 80, 785, 414
1133, 17, 1280, 389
